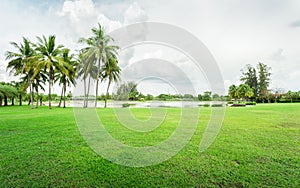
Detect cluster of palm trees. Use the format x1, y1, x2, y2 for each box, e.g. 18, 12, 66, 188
5, 23, 121, 109
228, 84, 254, 101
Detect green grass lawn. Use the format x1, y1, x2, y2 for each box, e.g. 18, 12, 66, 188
0, 104, 299, 187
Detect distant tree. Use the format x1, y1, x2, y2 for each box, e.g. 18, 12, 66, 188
145, 94, 154, 100
228, 85, 238, 101
197, 94, 203, 101
237, 84, 254, 101
286, 90, 295, 103
212, 93, 220, 101
240, 64, 258, 98
183, 94, 194, 100
115, 82, 139, 101
0, 83, 18, 106
203, 91, 212, 101
257, 62, 271, 103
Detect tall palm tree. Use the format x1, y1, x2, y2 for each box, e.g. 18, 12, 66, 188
34, 35, 64, 109
101, 55, 121, 108
55, 48, 77, 108
5, 37, 36, 109
79, 23, 119, 108
77, 51, 98, 108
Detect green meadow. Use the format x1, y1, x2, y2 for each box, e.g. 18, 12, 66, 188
0, 104, 299, 187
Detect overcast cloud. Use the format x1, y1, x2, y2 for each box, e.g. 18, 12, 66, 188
0, 0, 299, 95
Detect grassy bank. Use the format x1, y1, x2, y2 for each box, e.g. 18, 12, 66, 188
0, 104, 299, 187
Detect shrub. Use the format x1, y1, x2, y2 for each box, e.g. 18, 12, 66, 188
227, 101, 234, 104
122, 103, 130, 108
245, 102, 256, 105
211, 104, 224, 107
204, 104, 210, 107
231, 104, 246, 107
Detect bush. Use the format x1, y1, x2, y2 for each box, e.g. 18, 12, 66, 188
227, 101, 234, 104
122, 103, 130, 108
198, 103, 210, 107
245, 102, 256, 105
211, 104, 224, 107
231, 104, 246, 107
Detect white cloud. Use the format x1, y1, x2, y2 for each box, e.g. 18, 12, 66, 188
60, 0, 95, 22
97, 14, 122, 32
124, 2, 148, 25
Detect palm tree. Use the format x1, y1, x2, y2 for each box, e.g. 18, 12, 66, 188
237, 84, 253, 101
10, 81, 26, 106
77, 51, 98, 108
79, 23, 119, 108
0, 83, 18, 106
228, 84, 238, 101
34, 35, 64, 109
5, 37, 35, 109
101, 55, 121, 108
55, 49, 77, 108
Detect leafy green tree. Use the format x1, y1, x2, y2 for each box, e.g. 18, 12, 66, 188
197, 94, 203, 101
203, 91, 212, 101
229, 85, 238, 101
240, 64, 258, 97
0, 83, 18, 106
257, 62, 271, 103
145, 94, 154, 100
115, 82, 139, 101
286, 90, 295, 103
237, 84, 254, 101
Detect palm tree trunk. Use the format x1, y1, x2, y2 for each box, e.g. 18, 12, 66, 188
40, 96, 43, 106
48, 71, 52, 109
87, 75, 91, 108
12, 98, 14, 106
30, 84, 34, 109
19, 95, 22, 106
83, 77, 87, 108
28, 75, 34, 109
58, 86, 63, 107
95, 79, 99, 108
105, 79, 111, 108
95, 58, 101, 108
63, 83, 66, 108
35, 84, 39, 108
4, 96, 8, 106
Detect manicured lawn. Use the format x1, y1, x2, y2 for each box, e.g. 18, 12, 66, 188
0, 104, 299, 187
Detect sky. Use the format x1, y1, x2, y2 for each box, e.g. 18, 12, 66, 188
0, 0, 299, 96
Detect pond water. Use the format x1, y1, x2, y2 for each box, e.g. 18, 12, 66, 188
70, 100, 225, 108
